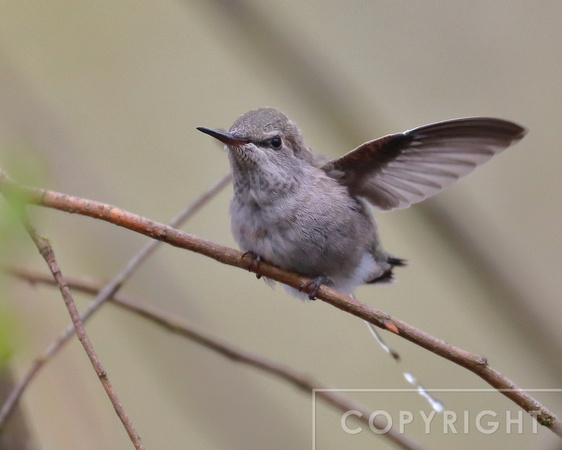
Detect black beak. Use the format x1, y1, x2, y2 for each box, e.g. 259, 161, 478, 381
197, 127, 251, 146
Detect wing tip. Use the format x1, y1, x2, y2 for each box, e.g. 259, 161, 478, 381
511, 122, 528, 141
409, 117, 528, 142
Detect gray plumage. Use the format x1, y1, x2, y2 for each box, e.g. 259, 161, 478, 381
198, 108, 526, 299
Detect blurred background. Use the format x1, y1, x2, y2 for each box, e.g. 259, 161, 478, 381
0, 1, 561, 449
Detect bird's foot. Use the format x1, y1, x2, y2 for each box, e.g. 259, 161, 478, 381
241, 251, 262, 279
299, 276, 327, 300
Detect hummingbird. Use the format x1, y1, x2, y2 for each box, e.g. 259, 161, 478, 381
197, 108, 526, 300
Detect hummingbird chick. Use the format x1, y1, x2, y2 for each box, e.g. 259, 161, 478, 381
198, 108, 526, 299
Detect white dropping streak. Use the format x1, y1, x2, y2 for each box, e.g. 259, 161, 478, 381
365, 321, 444, 413
404, 372, 444, 413
365, 321, 398, 359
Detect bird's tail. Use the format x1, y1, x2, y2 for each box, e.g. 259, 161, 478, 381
367, 255, 407, 284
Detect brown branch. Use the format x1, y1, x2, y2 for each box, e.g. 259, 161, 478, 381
0, 173, 231, 431
6, 266, 420, 450
0, 181, 144, 448
2, 173, 419, 448
0, 169, 560, 438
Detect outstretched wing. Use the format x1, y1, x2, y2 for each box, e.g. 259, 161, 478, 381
321, 118, 527, 210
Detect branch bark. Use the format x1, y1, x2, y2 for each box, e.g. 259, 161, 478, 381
0, 169, 560, 438
6, 266, 420, 450
0, 177, 144, 449
0, 173, 230, 436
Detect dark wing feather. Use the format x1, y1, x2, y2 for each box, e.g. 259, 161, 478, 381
321, 118, 527, 210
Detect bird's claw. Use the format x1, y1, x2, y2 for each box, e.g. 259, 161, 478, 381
242, 251, 262, 279
299, 276, 326, 300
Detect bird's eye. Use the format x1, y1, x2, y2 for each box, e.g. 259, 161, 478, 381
270, 136, 282, 149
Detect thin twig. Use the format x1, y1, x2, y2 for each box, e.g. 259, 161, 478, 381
0, 173, 231, 430
0, 184, 144, 448
0, 169, 560, 437
6, 266, 420, 450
